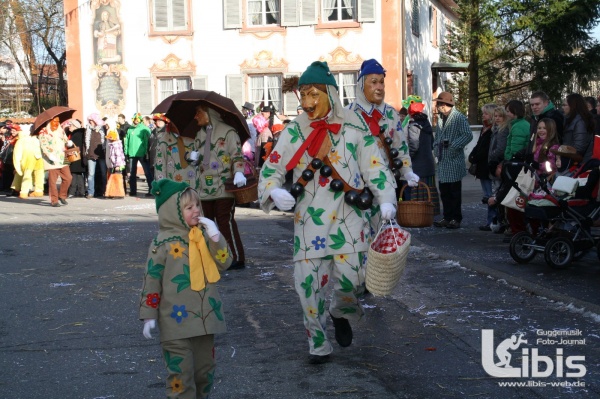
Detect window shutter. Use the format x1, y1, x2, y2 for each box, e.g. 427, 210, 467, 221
226, 74, 244, 110
358, 0, 375, 22
223, 0, 242, 29
299, 0, 317, 25
137, 78, 153, 115
283, 73, 300, 115
154, 0, 169, 29
281, 0, 299, 26
192, 76, 208, 90
172, 0, 187, 29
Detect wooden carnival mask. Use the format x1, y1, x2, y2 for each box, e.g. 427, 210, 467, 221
299, 84, 330, 120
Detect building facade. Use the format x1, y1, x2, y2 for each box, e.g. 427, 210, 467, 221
64, 0, 457, 123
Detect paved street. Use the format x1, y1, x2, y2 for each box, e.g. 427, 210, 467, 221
0, 177, 599, 398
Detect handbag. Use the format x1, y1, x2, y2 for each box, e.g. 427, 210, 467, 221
468, 163, 477, 176
365, 219, 411, 296
500, 167, 536, 212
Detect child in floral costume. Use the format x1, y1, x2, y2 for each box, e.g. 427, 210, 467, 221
258, 61, 397, 364
139, 179, 232, 399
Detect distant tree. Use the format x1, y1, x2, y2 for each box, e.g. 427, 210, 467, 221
442, 0, 600, 122
0, 0, 66, 115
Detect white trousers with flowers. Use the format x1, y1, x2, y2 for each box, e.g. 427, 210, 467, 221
294, 252, 366, 355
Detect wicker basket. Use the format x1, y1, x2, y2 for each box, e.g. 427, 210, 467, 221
397, 181, 434, 227
366, 220, 411, 296
224, 162, 258, 204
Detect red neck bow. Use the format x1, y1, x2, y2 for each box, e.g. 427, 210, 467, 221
286, 119, 341, 171
361, 109, 383, 136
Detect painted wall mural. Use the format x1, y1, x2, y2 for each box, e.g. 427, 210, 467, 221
90, 0, 127, 117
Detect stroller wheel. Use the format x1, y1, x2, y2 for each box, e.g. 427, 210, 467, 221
544, 237, 574, 269
509, 231, 536, 263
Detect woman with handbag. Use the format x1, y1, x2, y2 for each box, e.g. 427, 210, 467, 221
468, 104, 496, 230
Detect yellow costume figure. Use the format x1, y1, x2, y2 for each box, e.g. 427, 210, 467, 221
12, 128, 44, 199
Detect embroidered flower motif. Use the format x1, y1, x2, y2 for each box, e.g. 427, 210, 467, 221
170, 378, 184, 393
311, 236, 326, 250
187, 170, 195, 178
396, 120, 403, 131
328, 211, 337, 223
370, 155, 380, 168
174, 173, 183, 182
221, 155, 230, 164
216, 248, 230, 263
146, 293, 160, 308
268, 151, 281, 164
403, 159, 411, 167
321, 274, 329, 287
318, 175, 330, 187
341, 296, 354, 304
334, 254, 348, 263
360, 230, 365, 242
306, 306, 318, 318
353, 173, 361, 187
217, 139, 226, 148
171, 305, 188, 323
169, 242, 185, 259
294, 211, 302, 224
329, 150, 341, 164
210, 161, 219, 170
306, 329, 311, 337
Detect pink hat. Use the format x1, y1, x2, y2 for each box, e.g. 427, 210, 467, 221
87, 113, 104, 127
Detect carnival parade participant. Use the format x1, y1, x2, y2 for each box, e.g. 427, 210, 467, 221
258, 61, 397, 364
139, 180, 232, 399
39, 116, 73, 207
347, 59, 419, 233
192, 105, 247, 270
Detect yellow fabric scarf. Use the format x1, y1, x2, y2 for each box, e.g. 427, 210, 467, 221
188, 226, 220, 291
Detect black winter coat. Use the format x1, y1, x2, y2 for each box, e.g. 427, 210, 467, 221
68, 127, 86, 173
468, 125, 492, 179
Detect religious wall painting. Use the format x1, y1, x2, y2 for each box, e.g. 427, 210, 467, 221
90, 0, 126, 117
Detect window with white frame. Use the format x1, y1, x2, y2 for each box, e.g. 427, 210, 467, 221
322, 0, 356, 22
158, 77, 190, 102
249, 74, 282, 112
247, 0, 280, 26
333, 71, 357, 106
153, 0, 188, 32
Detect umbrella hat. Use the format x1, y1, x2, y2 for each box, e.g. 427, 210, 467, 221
164, 90, 250, 142
33, 106, 76, 134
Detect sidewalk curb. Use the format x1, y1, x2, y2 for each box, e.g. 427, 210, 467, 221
410, 235, 600, 316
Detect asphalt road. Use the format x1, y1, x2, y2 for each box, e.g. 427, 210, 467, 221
0, 178, 599, 398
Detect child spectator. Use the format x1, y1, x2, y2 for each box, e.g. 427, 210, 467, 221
105, 127, 126, 198
139, 180, 232, 398
532, 118, 560, 174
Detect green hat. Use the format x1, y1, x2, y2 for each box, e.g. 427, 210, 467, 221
298, 61, 338, 91
151, 179, 190, 212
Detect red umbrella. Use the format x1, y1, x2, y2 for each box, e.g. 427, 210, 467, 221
32, 106, 76, 134
162, 90, 250, 142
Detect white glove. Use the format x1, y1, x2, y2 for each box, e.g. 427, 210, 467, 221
143, 319, 156, 339
67, 140, 74, 148
198, 216, 220, 241
270, 188, 295, 211
405, 171, 420, 187
233, 172, 247, 187
380, 203, 396, 220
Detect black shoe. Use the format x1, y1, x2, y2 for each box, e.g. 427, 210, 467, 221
433, 219, 449, 228
479, 225, 491, 231
229, 261, 245, 270
144, 193, 154, 198
330, 313, 352, 347
129, 192, 137, 197
308, 354, 330, 365
59, 198, 68, 205
51, 202, 61, 207
446, 220, 461, 229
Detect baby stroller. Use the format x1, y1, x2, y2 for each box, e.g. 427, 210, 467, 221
508, 159, 600, 269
